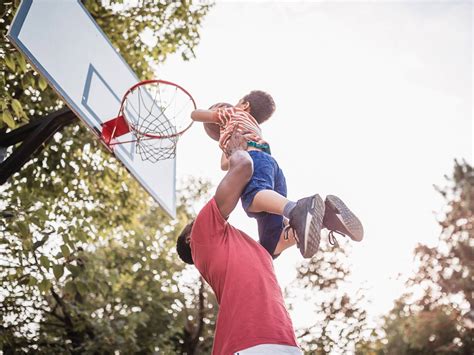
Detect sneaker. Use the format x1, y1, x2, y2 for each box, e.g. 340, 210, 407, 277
286, 194, 325, 258
323, 195, 364, 242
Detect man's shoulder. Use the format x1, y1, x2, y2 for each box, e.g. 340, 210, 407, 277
196, 198, 220, 220
192, 198, 227, 243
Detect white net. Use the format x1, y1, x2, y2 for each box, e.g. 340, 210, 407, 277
121, 81, 195, 162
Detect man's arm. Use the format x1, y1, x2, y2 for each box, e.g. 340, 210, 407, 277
214, 131, 252, 218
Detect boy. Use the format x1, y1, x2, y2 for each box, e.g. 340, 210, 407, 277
191, 91, 363, 258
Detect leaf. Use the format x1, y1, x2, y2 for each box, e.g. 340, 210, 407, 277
17, 54, 27, 73
53, 264, 64, 280
99, 281, 109, 294
38, 76, 48, 91
65, 281, 76, 294
11, 99, 24, 118
60, 244, 70, 258
28, 276, 38, 286
39, 255, 51, 269
5, 55, 16, 71
27, 74, 36, 89
89, 282, 99, 293
16, 221, 30, 239
76, 280, 88, 295
2, 110, 16, 129
38, 279, 51, 293
66, 264, 81, 277
0, 100, 7, 112
77, 231, 88, 242
22, 238, 32, 250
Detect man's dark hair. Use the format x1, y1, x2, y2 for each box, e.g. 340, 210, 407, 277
241, 90, 276, 124
176, 221, 194, 264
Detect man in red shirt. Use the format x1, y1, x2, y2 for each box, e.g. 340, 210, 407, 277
176, 132, 302, 354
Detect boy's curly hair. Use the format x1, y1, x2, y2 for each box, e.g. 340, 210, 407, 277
241, 90, 276, 124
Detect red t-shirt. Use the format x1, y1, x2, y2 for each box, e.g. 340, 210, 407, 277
190, 198, 298, 355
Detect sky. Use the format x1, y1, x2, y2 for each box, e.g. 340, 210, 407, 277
157, 0, 472, 328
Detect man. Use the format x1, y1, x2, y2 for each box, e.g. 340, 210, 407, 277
176, 131, 302, 354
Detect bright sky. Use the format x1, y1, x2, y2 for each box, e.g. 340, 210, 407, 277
157, 0, 472, 328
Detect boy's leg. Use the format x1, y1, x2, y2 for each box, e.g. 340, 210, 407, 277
241, 151, 284, 217
247, 189, 289, 215
243, 152, 289, 257
245, 152, 291, 216
256, 214, 285, 257
273, 223, 297, 256
242, 151, 324, 258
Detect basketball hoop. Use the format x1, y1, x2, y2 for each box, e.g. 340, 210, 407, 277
101, 80, 196, 162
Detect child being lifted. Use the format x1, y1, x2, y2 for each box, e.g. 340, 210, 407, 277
191, 91, 363, 259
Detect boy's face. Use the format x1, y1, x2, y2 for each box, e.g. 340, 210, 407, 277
235, 99, 250, 112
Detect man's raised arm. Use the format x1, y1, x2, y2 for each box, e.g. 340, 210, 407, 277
214, 131, 252, 218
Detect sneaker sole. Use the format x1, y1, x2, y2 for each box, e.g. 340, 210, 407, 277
301, 194, 325, 258
324, 195, 364, 242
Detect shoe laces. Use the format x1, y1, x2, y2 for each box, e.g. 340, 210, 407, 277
284, 224, 344, 248
328, 229, 346, 247
283, 224, 300, 244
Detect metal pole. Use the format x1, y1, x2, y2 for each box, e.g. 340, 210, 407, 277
0, 107, 77, 185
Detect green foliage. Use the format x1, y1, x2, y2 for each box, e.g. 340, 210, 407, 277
288, 243, 368, 354
0, 123, 216, 352
1, 1, 62, 129
358, 160, 474, 354
376, 297, 462, 355
0, 0, 213, 128
1, 0, 216, 352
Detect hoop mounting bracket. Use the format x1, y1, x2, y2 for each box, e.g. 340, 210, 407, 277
101, 115, 130, 144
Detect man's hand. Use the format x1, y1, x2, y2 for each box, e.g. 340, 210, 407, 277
225, 128, 247, 157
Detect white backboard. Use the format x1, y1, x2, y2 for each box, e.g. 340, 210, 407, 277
7, 0, 176, 217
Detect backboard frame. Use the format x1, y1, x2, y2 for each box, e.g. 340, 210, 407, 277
7, 0, 176, 218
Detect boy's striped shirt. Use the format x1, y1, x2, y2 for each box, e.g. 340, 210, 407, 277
215, 107, 268, 154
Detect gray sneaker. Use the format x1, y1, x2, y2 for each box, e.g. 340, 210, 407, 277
323, 195, 364, 242
286, 194, 325, 258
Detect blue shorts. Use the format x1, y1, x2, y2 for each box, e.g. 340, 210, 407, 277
241, 151, 287, 257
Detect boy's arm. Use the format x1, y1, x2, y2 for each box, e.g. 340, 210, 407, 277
191, 109, 220, 123
220, 152, 229, 171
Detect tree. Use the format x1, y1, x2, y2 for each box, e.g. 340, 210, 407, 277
1, 0, 213, 129
287, 241, 368, 354
172, 276, 218, 355
0, 138, 219, 352
1, 0, 216, 352
358, 160, 474, 354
